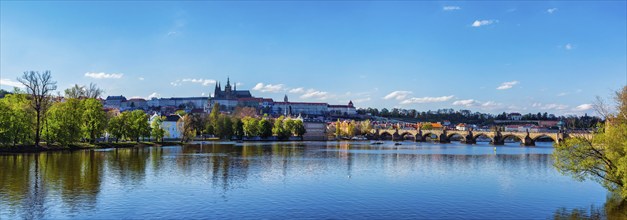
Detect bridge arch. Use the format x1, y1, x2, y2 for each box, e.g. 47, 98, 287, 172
447, 133, 466, 142
532, 134, 556, 142
501, 134, 523, 142
473, 133, 493, 143
422, 133, 439, 142
399, 132, 416, 141
379, 131, 394, 140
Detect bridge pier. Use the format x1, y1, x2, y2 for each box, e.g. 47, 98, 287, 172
462, 135, 476, 144
521, 135, 535, 146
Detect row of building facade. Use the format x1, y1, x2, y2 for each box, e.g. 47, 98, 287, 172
104, 78, 356, 117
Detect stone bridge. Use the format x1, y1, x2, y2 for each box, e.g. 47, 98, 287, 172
372, 129, 592, 146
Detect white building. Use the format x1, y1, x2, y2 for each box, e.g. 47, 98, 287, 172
456, 123, 468, 131
328, 101, 357, 116
149, 113, 183, 139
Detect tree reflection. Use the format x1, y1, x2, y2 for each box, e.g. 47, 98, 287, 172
0, 151, 105, 218
552, 194, 626, 219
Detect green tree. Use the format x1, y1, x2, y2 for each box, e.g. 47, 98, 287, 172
347, 121, 356, 137
175, 109, 187, 116
553, 86, 627, 200
177, 114, 196, 142
335, 119, 341, 138
284, 118, 296, 136
151, 115, 166, 143
107, 114, 125, 142
293, 120, 306, 138
44, 98, 83, 145
421, 123, 433, 130
208, 103, 220, 134
214, 114, 233, 139
273, 116, 291, 140
81, 98, 106, 143
242, 117, 259, 137
126, 110, 150, 142
258, 118, 273, 138
232, 117, 244, 139
0, 91, 34, 146
359, 120, 372, 135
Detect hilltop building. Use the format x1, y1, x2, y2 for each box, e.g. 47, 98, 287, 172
209, 77, 253, 112
208, 78, 357, 117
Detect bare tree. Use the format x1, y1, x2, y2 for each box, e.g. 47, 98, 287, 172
18, 71, 57, 147
85, 83, 104, 99
64, 83, 103, 99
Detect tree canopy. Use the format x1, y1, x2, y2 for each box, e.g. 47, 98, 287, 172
553, 86, 627, 200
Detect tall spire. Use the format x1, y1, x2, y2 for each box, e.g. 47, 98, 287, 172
227, 77, 231, 87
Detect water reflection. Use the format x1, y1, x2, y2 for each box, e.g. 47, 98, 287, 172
0, 142, 623, 219
553, 194, 627, 220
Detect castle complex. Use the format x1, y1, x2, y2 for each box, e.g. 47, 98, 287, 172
209, 78, 356, 116
104, 77, 356, 117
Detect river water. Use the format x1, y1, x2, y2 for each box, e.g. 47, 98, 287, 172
0, 141, 623, 219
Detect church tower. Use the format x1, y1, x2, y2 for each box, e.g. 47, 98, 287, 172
284, 94, 289, 102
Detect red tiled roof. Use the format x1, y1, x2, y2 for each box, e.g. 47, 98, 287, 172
274, 102, 328, 105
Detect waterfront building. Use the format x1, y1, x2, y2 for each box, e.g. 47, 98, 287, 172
328, 101, 357, 116
456, 123, 468, 131
302, 121, 327, 141
150, 113, 183, 139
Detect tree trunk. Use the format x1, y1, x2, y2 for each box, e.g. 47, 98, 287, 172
35, 110, 41, 147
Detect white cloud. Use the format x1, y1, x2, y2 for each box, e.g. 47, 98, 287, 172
148, 92, 159, 99
138, 77, 145, 81
564, 43, 574, 50
353, 97, 371, 103
443, 6, 461, 11
547, 8, 558, 14
496, 81, 519, 90
300, 89, 330, 100
400, 95, 454, 104
452, 99, 479, 107
84, 72, 123, 79
236, 82, 243, 86
481, 101, 499, 108
181, 78, 216, 86
170, 81, 181, 87
574, 104, 593, 111
543, 103, 569, 110
289, 87, 305, 94
0, 78, 25, 88
472, 19, 498, 27
252, 83, 286, 93
384, 91, 412, 100
557, 92, 568, 97
167, 31, 177, 36
532, 102, 569, 110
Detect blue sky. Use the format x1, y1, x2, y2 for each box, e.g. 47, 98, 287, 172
1, 1, 625, 115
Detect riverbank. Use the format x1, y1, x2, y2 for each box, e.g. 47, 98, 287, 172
0, 141, 184, 153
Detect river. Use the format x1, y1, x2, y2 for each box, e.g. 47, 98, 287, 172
0, 141, 624, 219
